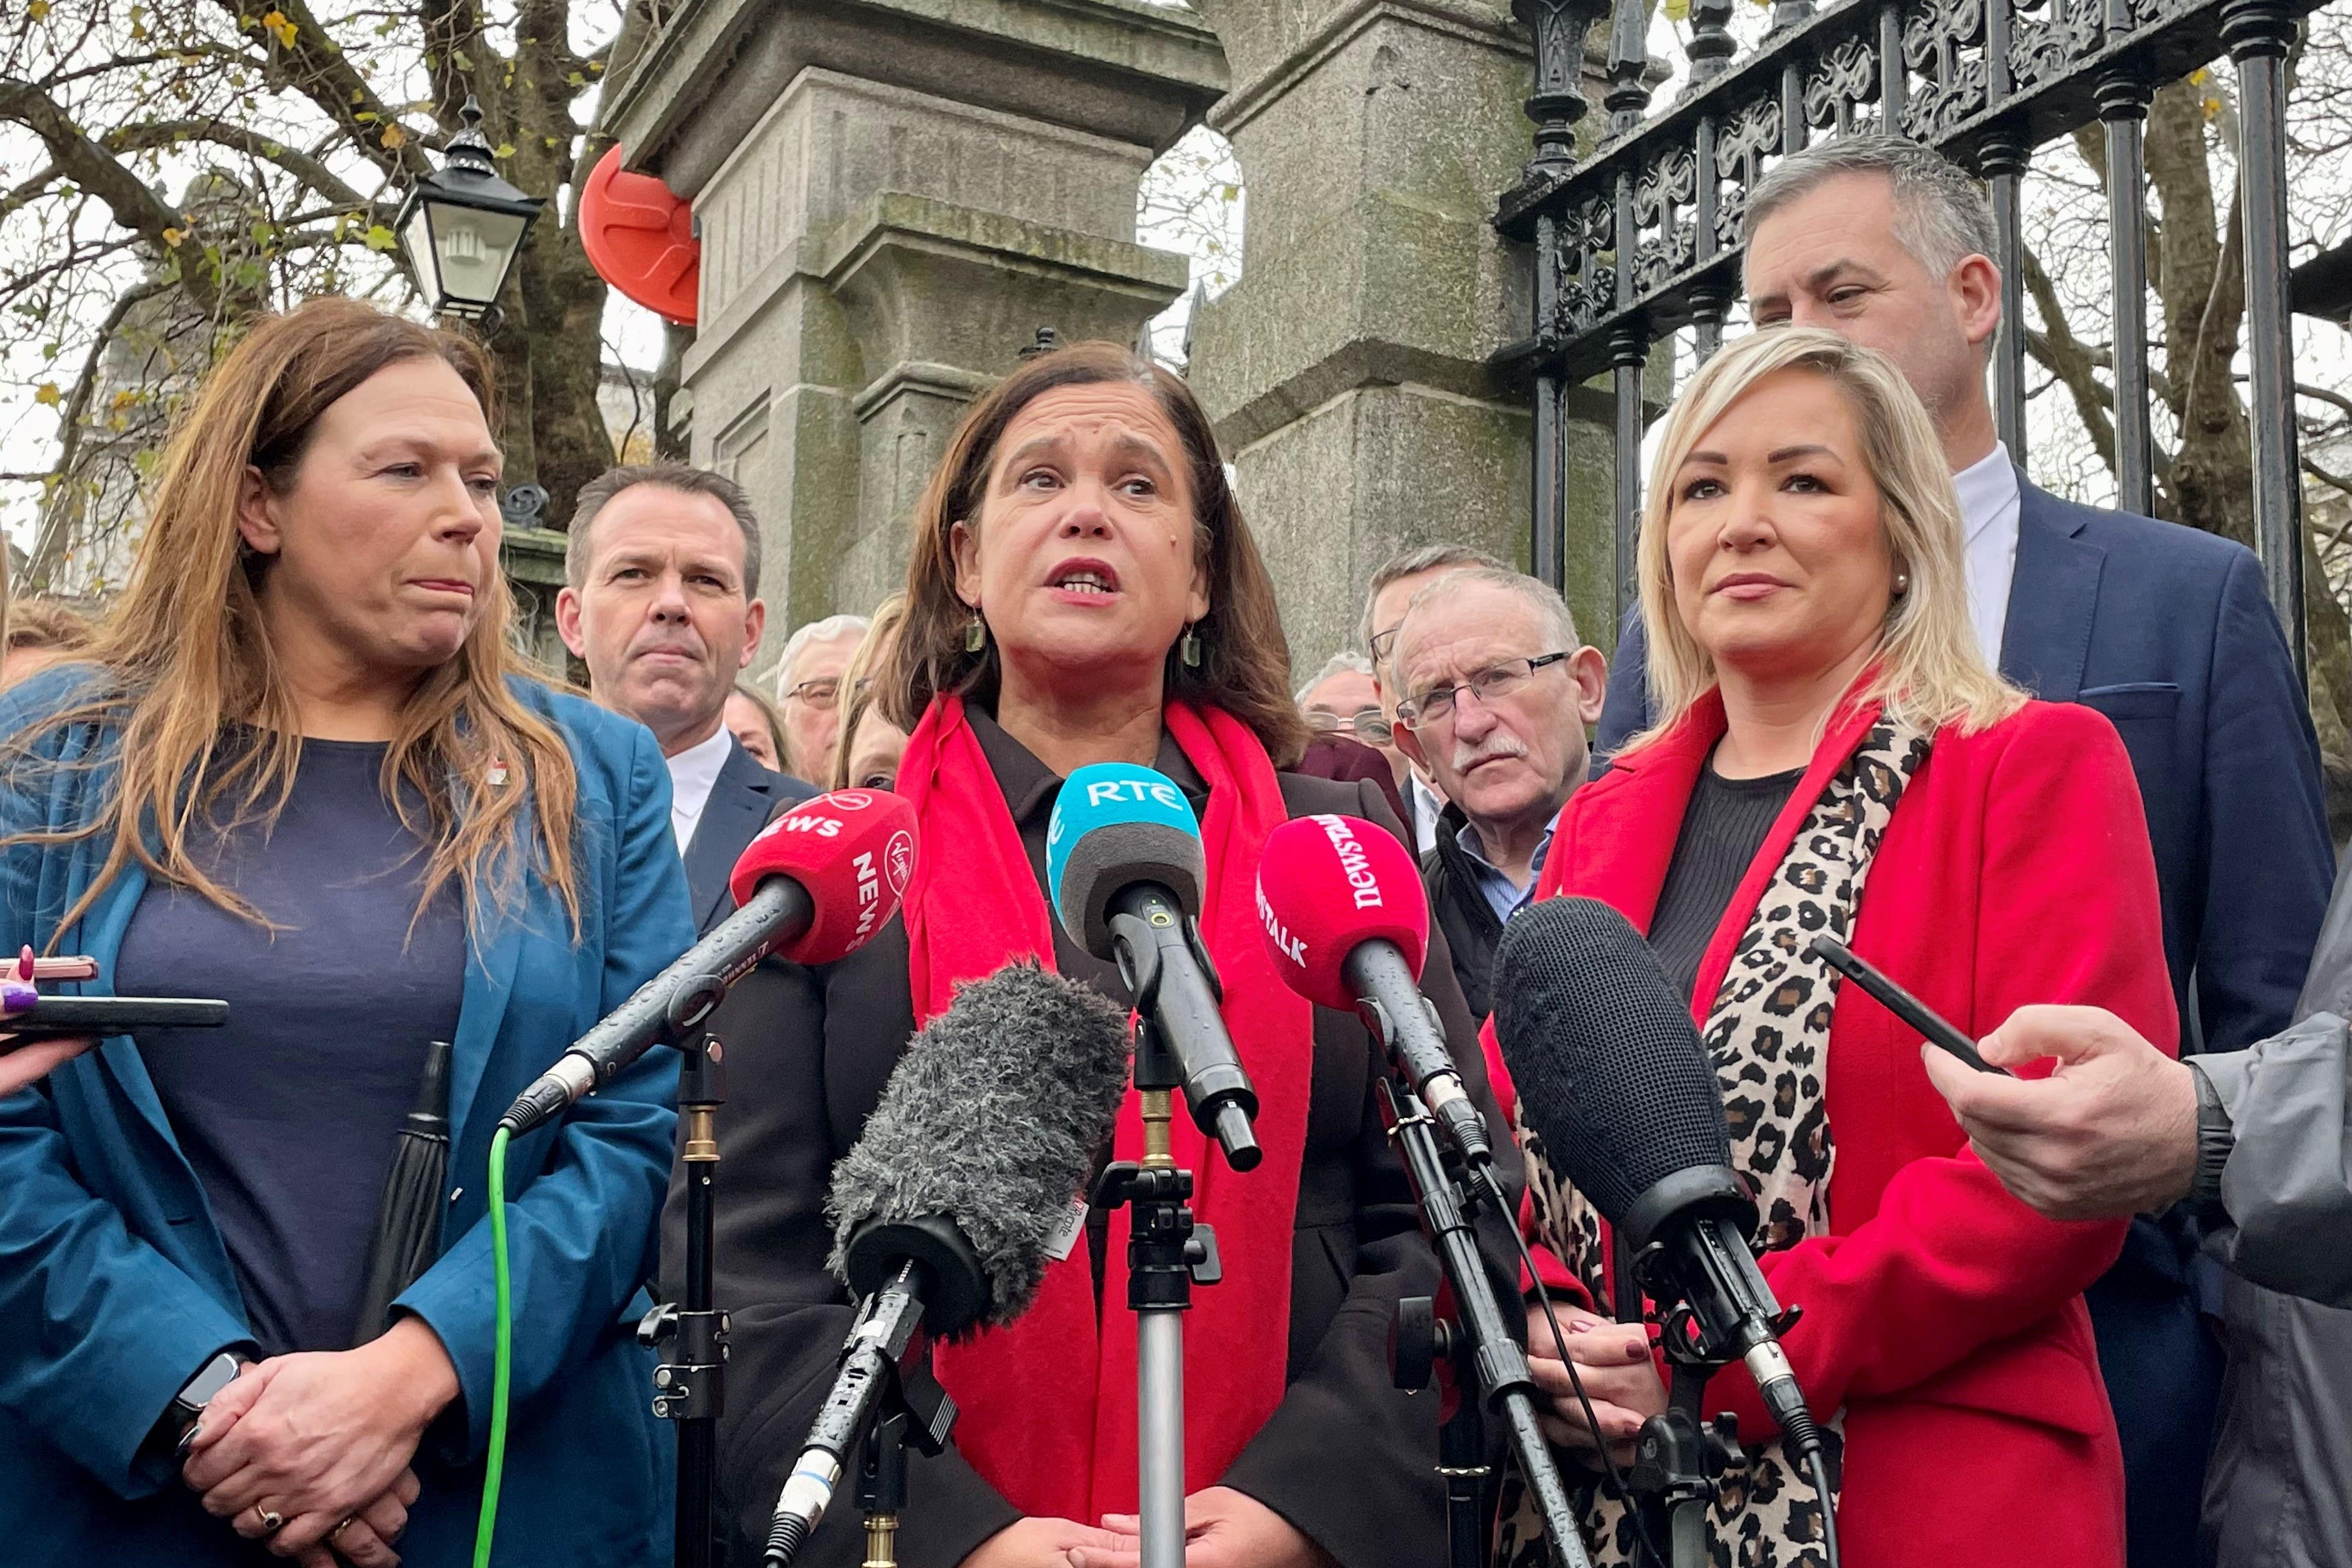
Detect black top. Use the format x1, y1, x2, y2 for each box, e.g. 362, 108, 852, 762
1646, 756, 1806, 1006
667, 708, 1518, 1568
117, 737, 466, 1356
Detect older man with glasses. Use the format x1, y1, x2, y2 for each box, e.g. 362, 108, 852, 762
1360, 544, 1508, 853
1389, 567, 1607, 1020
768, 613, 869, 783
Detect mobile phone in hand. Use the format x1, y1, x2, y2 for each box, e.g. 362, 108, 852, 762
1809, 936, 2013, 1076
2, 996, 229, 1046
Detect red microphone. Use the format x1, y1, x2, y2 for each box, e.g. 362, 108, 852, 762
729, 789, 919, 966
1256, 814, 1493, 1171
501, 790, 916, 1136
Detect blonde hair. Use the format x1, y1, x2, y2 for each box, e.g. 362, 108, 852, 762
2, 296, 582, 941
831, 595, 908, 789
1627, 327, 2024, 751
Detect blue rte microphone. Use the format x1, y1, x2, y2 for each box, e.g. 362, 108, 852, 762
1048, 763, 1260, 1170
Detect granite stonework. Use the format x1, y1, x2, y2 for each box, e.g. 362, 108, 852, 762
599, 0, 1620, 666
1188, 0, 1616, 672
601, 0, 1225, 631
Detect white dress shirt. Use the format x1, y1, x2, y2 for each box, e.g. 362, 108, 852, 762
666, 726, 735, 850
1953, 441, 2023, 668
1411, 772, 1447, 859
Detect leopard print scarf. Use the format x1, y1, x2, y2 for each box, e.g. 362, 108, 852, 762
1499, 714, 1931, 1568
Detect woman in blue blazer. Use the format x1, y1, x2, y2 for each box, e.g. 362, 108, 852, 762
0, 298, 691, 1567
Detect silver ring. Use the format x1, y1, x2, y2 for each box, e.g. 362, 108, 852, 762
254, 1505, 284, 1533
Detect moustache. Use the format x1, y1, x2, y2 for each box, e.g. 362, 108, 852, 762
1451, 735, 1529, 771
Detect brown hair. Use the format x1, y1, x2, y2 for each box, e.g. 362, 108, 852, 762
4, 596, 95, 654
567, 461, 762, 592
729, 680, 788, 765
3, 296, 585, 939
881, 341, 1309, 767
831, 595, 908, 789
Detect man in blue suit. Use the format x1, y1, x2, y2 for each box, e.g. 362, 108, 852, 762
1595, 135, 2334, 1567
558, 463, 817, 932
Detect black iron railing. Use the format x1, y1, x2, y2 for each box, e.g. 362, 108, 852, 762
1498, 0, 2323, 673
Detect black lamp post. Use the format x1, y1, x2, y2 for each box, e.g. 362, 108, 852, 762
395, 97, 545, 321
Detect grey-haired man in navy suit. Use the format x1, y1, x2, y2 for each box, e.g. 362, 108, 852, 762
557, 462, 816, 935
1596, 134, 2333, 1568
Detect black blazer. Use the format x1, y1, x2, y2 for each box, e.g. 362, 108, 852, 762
681, 737, 817, 933
1420, 803, 1502, 1024
664, 712, 1518, 1568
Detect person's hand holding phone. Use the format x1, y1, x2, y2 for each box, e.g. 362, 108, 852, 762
0, 946, 97, 1096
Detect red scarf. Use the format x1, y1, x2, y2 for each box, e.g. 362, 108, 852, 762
896, 692, 1312, 1524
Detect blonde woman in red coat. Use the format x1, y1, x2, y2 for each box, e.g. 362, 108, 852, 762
1465, 327, 2172, 1568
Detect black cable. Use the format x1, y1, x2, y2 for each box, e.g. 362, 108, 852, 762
1487, 1170, 1668, 1568
1805, 1448, 1841, 1568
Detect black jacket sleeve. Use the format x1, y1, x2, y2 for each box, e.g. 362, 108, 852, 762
1218, 779, 1524, 1568
664, 935, 1021, 1568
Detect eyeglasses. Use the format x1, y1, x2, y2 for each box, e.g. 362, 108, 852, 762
1368, 625, 1402, 669
782, 677, 841, 710
1394, 652, 1571, 730
1304, 706, 1393, 746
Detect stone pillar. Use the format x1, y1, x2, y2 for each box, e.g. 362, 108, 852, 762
602, 0, 1227, 631
1186, 1, 1616, 671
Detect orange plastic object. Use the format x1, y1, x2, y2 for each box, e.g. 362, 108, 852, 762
579, 143, 699, 325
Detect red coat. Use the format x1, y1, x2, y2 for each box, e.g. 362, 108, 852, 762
1482, 689, 2175, 1567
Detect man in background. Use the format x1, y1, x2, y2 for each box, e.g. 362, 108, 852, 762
557, 462, 813, 931
769, 614, 868, 783
1361, 544, 1508, 854
1389, 568, 1606, 1019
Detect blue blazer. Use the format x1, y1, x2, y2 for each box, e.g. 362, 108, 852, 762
1596, 478, 2334, 1055
683, 737, 816, 933
0, 670, 695, 1567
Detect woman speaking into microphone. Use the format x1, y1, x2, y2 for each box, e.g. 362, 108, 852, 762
701, 339, 1511, 1568
0, 298, 692, 1566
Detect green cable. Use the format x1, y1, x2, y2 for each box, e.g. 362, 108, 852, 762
472, 1125, 514, 1568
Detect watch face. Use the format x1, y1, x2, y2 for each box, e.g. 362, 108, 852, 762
182, 1352, 242, 1408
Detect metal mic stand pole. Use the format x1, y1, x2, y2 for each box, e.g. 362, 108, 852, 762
1625, 1362, 1737, 1568
644, 1027, 730, 1568
1376, 1080, 1592, 1568
1095, 1017, 1222, 1568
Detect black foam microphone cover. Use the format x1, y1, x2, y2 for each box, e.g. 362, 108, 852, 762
1490, 896, 1742, 1239
825, 960, 1133, 1337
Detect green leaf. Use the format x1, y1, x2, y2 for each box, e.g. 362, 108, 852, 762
364, 223, 397, 251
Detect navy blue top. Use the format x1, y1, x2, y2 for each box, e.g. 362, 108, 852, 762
117, 737, 465, 1356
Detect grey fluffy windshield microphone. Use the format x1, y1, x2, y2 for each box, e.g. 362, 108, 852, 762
763, 961, 1133, 1566
1490, 897, 1827, 1466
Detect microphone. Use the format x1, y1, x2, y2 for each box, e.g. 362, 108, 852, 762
763, 961, 1133, 1566
499, 789, 918, 1137
1254, 813, 1495, 1176
1490, 896, 1824, 1460
1046, 762, 1260, 1171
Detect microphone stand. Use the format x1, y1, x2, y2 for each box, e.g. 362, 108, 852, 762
1094, 1015, 1225, 1568
1624, 1365, 1739, 1568
642, 1027, 731, 1568
1376, 1079, 1591, 1568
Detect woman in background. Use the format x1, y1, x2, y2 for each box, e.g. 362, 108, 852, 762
828, 594, 908, 790
724, 680, 789, 772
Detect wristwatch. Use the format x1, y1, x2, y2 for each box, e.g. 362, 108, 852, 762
2187, 1061, 2235, 1208
151, 1349, 244, 1460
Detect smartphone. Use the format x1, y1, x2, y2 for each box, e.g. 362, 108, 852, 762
1808, 936, 2013, 1076
2, 996, 229, 1044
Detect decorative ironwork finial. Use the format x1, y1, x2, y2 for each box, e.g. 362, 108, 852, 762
1604, 0, 1652, 135
1018, 326, 1060, 360
1686, 0, 1738, 87
1515, 0, 1609, 172
1767, 0, 1817, 38
445, 96, 497, 174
